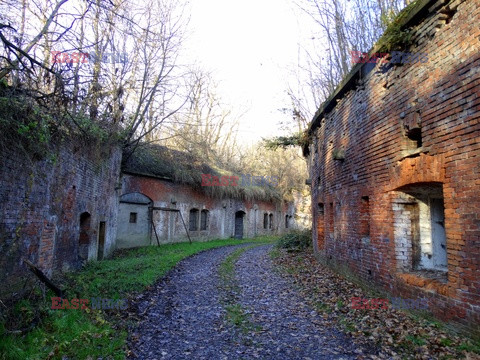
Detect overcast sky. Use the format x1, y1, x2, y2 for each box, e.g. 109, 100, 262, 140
184, 0, 315, 146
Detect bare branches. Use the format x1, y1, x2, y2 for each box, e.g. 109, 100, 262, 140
287, 0, 408, 124
0, 0, 191, 152
0, 0, 69, 80
160, 69, 241, 168
0, 30, 58, 77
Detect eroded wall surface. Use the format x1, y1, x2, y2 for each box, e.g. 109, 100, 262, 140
0, 142, 121, 295
308, 0, 479, 333
118, 173, 294, 247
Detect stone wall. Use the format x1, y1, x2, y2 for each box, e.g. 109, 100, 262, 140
118, 173, 294, 247
0, 141, 121, 296
307, 0, 480, 334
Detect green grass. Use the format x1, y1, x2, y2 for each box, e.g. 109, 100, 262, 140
224, 304, 249, 329
440, 338, 453, 347
1, 236, 277, 360
74, 238, 274, 299
339, 316, 356, 333
456, 340, 480, 353
405, 334, 427, 346
218, 242, 272, 335
314, 301, 331, 313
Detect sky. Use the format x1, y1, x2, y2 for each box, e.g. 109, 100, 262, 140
184, 0, 314, 146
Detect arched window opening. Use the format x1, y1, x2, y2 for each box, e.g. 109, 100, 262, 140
200, 209, 209, 230
189, 209, 199, 231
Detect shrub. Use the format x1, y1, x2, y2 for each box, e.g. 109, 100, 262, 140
276, 229, 312, 250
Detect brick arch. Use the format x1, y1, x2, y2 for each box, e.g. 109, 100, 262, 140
388, 154, 445, 191
119, 192, 153, 205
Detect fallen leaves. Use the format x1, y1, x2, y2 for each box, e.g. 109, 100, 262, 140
272, 248, 480, 360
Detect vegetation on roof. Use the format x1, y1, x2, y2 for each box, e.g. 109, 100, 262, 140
122, 143, 283, 203
305, 0, 430, 149
0, 87, 120, 163
263, 132, 310, 150
374, 0, 424, 52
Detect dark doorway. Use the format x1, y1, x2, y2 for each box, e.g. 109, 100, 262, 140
79, 212, 91, 261
189, 209, 199, 231
234, 211, 245, 239
97, 221, 106, 260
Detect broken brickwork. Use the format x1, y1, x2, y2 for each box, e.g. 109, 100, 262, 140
117, 173, 294, 248
0, 142, 121, 296
306, 0, 479, 334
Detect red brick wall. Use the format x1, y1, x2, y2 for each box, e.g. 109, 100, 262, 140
309, 0, 480, 334
0, 142, 121, 298
121, 173, 293, 243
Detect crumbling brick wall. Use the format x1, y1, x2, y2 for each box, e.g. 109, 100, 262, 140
118, 173, 293, 247
0, 141, 121, 297
308, 0, 480, 334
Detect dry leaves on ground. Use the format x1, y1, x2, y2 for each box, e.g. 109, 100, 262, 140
272, 249, 480, 360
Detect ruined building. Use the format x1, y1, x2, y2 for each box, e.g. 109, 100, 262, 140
305, 0, 479, 333
118, 144, 294, 248
0, 141, 122, 294
0, 138, 294, 296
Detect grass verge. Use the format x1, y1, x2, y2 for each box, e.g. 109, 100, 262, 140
218, 241, 273, 336
1, 236, 276, 360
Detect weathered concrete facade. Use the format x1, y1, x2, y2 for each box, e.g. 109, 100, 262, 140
117, 172, 294, 247
306, 0, 479, 333
0, 142, 121, 294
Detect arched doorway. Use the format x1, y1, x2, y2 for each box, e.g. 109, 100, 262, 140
79, 212, 91, 261
234, 211, 246, 239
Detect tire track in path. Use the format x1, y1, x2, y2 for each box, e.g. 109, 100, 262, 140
128, 243, 377, 359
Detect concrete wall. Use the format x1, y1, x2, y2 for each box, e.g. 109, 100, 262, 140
307, 0, 480, 334
117, 173, 294, 248
0, 141, 121, 296
117, 202, 151, 248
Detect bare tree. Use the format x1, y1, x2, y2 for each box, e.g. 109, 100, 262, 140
288, 0, 409, 124
0, 0, 190, 155
162, 69, 241, 168
0, 0, 68, 81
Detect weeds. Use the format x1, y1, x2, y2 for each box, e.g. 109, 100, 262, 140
276, 229, 311, 250
1, 237, 276, 360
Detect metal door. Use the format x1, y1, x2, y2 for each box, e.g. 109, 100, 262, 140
234, 211, 244, 239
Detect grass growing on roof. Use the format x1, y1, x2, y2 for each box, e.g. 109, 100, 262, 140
122, 143, 283, 202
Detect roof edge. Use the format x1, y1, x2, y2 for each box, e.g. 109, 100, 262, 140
303, 0, 442, 154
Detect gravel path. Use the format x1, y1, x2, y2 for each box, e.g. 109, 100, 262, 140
234, 244, 375, 359
128, 244, 377, 359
